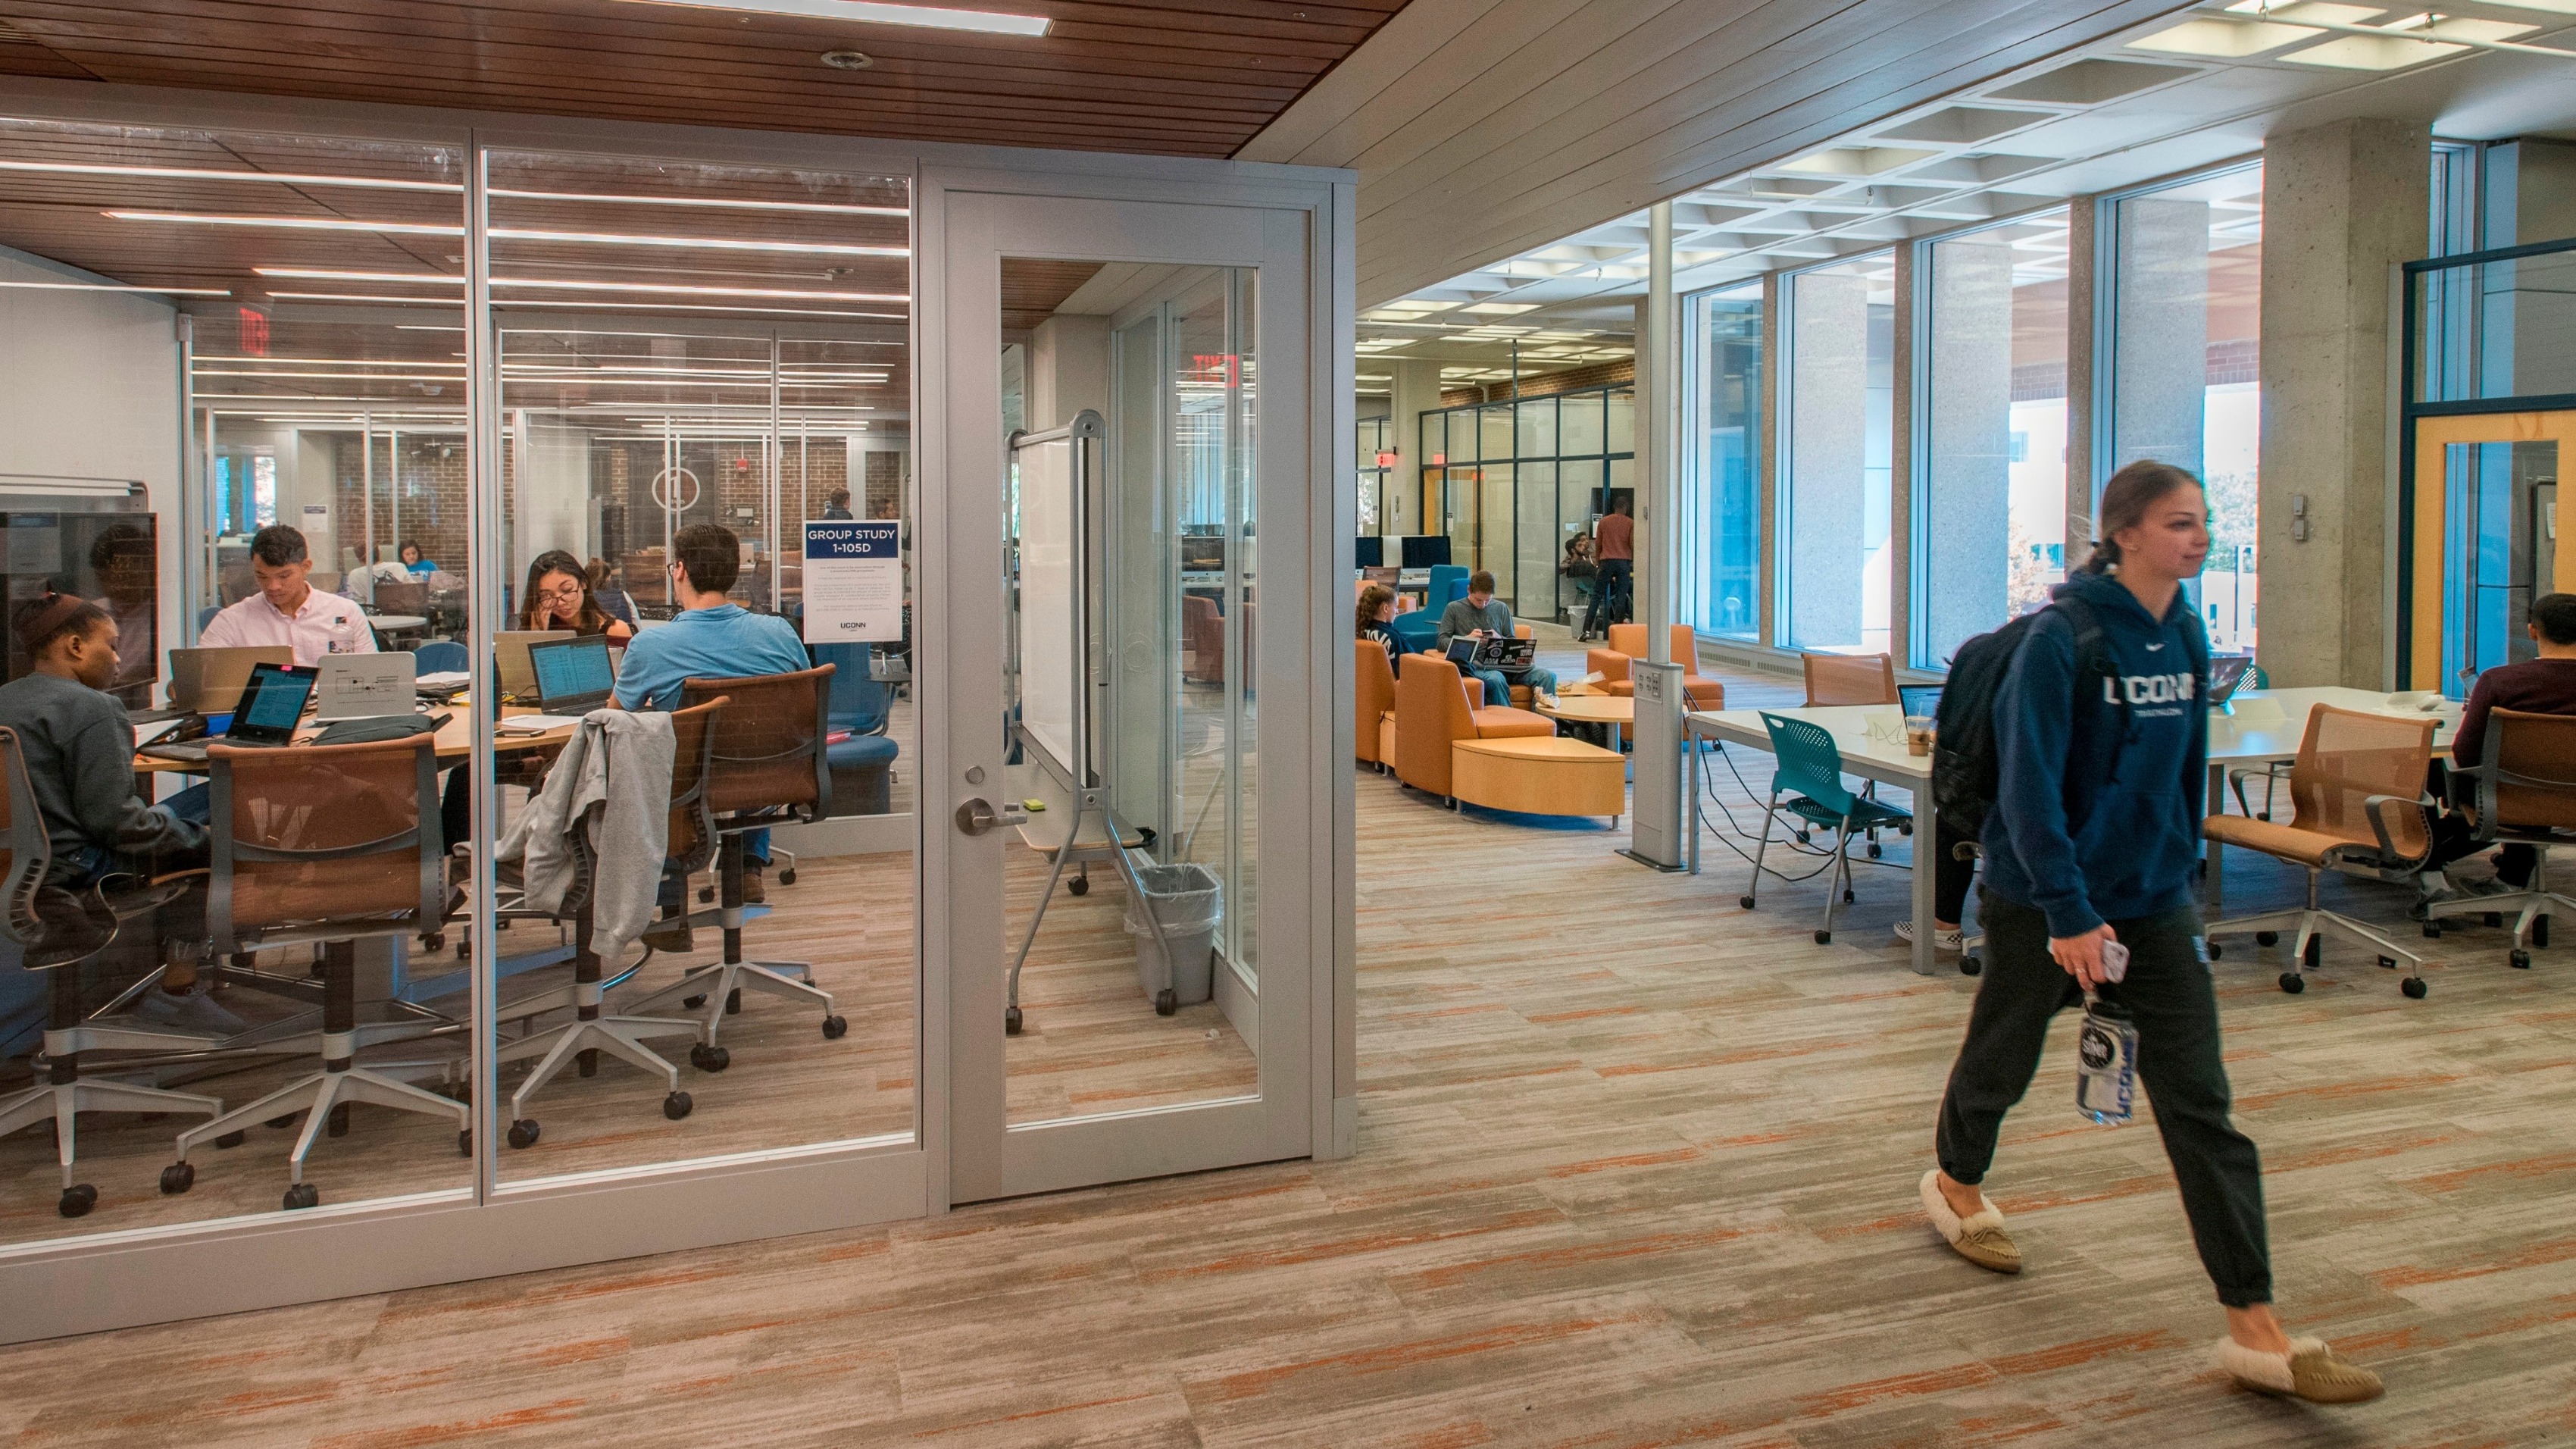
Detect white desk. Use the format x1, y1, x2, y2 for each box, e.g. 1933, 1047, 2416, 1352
1686, 686, 2462, 977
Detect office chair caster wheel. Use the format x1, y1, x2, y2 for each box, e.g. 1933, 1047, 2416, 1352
1842, 889, 1854, 903
689, 1044, 730, 1072
506, 1119, 539, 1150
457, 940, 470, 959
2302, 937, 2321, 966
2511, 949, 2532, 969
58, 1184, 96, 1219
423, 933, 444, 953
160, 1163, 195, 1195
283, 1183, 320, 1211
1739, 896, 1756, 910
1960, 956, 1981, 977
1068, 876, 1089, 897
1155, 989, 1177, 1016
214, 1131, 245, 1149
2402, 976, 2429, 999
1813, 930, 1830, 945
683, 994, 707, 1010
2278, 972, 2304, 994
266, 1114, 297, 1129
664, 1091, 692, 1121
699, 886, 714, 904
821, 1015, 848, 1040
1004, 1007, 1024, 1036
778, 868, 796, 886
725, 988, 742, 1016
1866, 843, 1881, 859
2207, 941, 2222, 959
2422, 922, 2441, 938
2255, 931, 2277, 947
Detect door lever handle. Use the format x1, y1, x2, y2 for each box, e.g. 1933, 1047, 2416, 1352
954, 797, 1030, 836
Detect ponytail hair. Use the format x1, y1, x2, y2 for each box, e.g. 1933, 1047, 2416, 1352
1355, 582, 1394, 637
2082, 460, 2203, 574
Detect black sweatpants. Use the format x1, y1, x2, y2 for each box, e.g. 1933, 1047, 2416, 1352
1935, 892, 2273, 1308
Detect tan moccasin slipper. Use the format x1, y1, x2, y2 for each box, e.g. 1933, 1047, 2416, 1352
2213, 1335, 2384, 1404
1920, 1169, 2021, 1274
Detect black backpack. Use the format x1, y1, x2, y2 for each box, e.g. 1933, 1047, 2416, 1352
1930, 596, 2116, 843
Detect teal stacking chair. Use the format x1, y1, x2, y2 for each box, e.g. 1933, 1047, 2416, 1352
1426, 564, 1469, 613
1743, 712, 1912, 944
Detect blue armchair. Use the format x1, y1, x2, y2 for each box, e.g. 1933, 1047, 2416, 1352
1386, 609, 1441, 658
1427, 564, 1469, 614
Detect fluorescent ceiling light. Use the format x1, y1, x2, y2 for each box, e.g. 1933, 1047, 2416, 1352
1461, 302, 1540, 315
0, 158, 455, 191
106, 210, 462, 236
256, 267, 905, 302
2128, 17, 2321, 55
610, 0, 1049, 36
264, 293, 469, 306
199, 355, 462, 368
2281, 31, 2468, 64
490, 187, 905, 217
493, 227, 905, 256
193, 369, 468, 382
0, 279, 231, 296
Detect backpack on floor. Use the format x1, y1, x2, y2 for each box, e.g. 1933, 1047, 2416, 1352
1930, 595, 2115, 843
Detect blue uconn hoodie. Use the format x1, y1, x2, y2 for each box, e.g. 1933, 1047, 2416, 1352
1979, 569, 2210, 938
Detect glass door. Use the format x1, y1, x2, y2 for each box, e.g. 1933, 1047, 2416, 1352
939, 189, 1311, 1203
2409, 411, 2574, 695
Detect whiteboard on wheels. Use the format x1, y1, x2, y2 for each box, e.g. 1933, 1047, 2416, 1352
801, 521, 902, 643
1015, 434, 1079, 779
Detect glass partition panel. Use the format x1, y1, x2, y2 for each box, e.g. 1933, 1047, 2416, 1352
1479, 462, 1518, 600
1562, 392, 1605, 455
0, 117, 473, 1236
2413, 246, 2576, 405
1006, 259, 1258, 1126
2109, 164, 2262, 653
1782, 252, 1896, 654
481, 150, 914, 1181
1687, 285, 1762, 640
1515, 461, 1561, 625
1516, 396, 1557, 458
1918, 208, 2068, 668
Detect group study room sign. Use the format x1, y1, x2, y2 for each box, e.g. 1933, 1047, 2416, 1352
802, 521, 902, 643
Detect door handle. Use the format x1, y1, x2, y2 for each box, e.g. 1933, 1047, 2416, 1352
954, 797, 1029, 836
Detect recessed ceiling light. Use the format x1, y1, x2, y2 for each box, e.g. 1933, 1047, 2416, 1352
0, 159, 455, 191
0, 279, 233, 296
489, 188, 905, 217
105, 209, 461, 236
613, 0, 1049, 36
821, 49, 874, 68
2127, 17, 2321, 57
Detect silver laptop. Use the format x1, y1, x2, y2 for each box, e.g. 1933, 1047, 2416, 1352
495, 630, 573, 700
167, 646, 295, 714
314, 652, 417, 721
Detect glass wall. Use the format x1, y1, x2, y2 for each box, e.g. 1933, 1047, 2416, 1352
1915, 208, 2070, 668
1356, 414, 1391, 535
1415, 384, 1634, 621
1780, 252, 1896, 655
1683, 283, 1762, 640
2107, 164, 2262, 653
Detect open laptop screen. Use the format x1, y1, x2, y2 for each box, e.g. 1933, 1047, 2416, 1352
2206, 656, 2253, 705
529, 635, 615, 709
1898, 684, 1943, 718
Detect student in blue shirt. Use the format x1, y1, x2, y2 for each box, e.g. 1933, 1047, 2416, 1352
616, 523, 809, 901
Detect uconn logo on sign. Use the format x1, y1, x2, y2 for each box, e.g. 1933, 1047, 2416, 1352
2104, 672, 2197, 706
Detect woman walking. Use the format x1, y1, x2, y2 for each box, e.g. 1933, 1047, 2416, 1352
1919, 460, 2382, 1404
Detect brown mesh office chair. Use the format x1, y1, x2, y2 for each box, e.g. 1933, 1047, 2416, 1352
0, 727, 224, 1219
162, 734, 464, 1211
2205, 704, 2437, 997
371, 580, 429, 615
493, 698, 725, 1147
627, 666, 843, 1056
1802, 651, 1898, 706
2422, 708, 2576, 969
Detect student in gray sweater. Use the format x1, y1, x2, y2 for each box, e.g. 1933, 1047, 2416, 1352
1436, 571, 1558, 706
0, 593, 227, 1031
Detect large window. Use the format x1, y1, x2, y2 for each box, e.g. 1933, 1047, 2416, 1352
1780, 252, 1895, 654
1915, 208, 2070, 668
2106, 164, 2262, 653
1684, 283, 1762, 640
1417, 385, 1633, 622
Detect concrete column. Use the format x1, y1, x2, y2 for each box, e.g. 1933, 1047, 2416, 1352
2112, 197, 2211, 480
1923, 238, 2015, 666
1384, 358, 1443, 537
1758, 272, 1780, 647
2259, 117, 2429, 687
2063, 196, 2100, 558
1788, 271, 1868, 646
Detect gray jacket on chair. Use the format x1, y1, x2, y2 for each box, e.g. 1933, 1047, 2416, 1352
497, 709, 675, 963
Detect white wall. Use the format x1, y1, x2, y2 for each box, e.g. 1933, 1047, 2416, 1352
0, 241, 182, 664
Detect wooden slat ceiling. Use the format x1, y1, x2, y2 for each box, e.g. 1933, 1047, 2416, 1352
0, 0, 1411, 158
1236, 0, 2198, 305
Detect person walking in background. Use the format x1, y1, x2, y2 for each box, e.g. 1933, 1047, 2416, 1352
1590, 493, 1634, 637
1919, 460, 2384, 1405
822, 487, 854, 520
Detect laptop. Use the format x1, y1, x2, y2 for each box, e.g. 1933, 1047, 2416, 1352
2206, 656, 2254, 712
1898, 684, 1943, 719
1445, 636, 1538, 671
143, 663, 319, 763
527, 634, 617, 713
167, 646, 295, 714
314, 653, 417, 721
495, 630, 574, 701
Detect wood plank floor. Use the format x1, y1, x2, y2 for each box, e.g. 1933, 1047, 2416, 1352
5, 659, 2575, 1444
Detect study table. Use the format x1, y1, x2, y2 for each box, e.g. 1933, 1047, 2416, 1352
134, 700, 575, 774
1686, 686, 2460, 977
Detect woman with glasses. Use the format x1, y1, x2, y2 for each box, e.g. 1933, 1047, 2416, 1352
519, 549, 634, 643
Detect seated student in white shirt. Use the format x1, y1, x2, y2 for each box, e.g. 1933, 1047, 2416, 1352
198, 524, 379, 666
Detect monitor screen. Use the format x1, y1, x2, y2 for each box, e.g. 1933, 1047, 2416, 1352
1354, 536, 1383, 568
1400, 534, 1451, 568
230, 663, 317, 738
1180, 536, 1226, 572
1897, 685, 1943, 718
2206, 656, 2252, 703
531, 636, 615, 703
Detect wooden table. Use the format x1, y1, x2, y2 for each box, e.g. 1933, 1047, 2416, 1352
1535, 692, 1631, 749
136, 702, 577, 774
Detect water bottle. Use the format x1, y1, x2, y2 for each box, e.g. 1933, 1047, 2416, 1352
2075, 994, 2138, 1125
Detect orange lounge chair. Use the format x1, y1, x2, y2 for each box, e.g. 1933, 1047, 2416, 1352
1585, 624, 1726, 708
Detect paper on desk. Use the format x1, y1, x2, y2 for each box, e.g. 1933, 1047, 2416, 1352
417, 671, 472, 690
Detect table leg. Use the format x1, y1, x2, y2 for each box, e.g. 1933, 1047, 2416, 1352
1909, 784, 1938, 976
